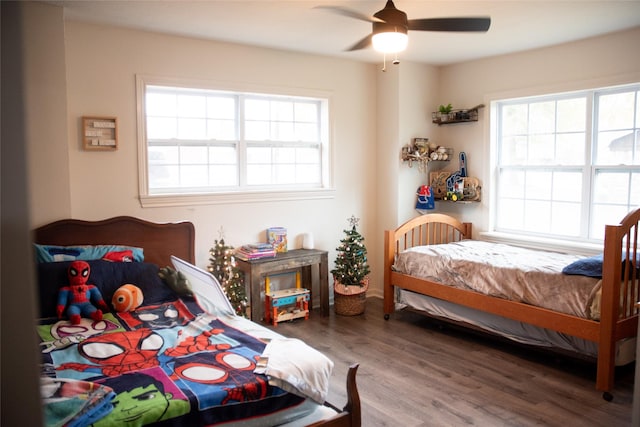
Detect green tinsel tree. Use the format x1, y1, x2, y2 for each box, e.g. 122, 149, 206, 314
208, 237, 248, 317
331, 215, 370, 287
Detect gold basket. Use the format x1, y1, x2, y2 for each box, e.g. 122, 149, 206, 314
333, 276, 369, 316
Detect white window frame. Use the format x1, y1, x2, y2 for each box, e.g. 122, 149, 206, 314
136, 75, 335, 207
488, 82, 639, 250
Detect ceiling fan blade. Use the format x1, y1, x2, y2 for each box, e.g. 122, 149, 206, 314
314, 5, 385, 23
408, 17, 491, 32
346, 34, 373, 51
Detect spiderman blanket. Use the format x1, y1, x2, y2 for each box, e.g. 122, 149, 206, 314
38, 297, 306, 426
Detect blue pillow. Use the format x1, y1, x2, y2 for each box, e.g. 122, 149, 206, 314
34, 244, 144, 263
562, 254, 604, 278
562, 252, 639, 279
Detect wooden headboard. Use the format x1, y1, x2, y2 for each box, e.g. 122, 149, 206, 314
33, 216, 195, 267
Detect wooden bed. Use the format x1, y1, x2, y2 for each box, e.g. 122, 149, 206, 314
384, 210, 640, 400
33, 216, 361, 427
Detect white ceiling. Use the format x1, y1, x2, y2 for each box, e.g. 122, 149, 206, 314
50, 0, 640, 66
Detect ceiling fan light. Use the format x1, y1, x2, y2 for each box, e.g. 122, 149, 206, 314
372, 31, 408, 53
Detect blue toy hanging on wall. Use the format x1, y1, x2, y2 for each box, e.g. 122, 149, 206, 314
415, 185, 435, 211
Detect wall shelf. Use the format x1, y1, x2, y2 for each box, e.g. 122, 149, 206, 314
432, 104, 484, 125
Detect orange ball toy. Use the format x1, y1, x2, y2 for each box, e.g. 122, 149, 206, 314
111, 284, 144, 312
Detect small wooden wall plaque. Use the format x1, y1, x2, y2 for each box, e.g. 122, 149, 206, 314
82, 116, 118, 151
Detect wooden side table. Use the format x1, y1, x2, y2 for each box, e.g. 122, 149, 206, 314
235, 249, 329, 322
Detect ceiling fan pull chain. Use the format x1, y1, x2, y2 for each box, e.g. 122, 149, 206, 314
382, 52, 387, 72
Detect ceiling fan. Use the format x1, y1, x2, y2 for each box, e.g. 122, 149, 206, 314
317, 0, 491, 55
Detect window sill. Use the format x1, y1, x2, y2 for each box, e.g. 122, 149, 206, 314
140, 188, 336, 208
479, 231, 603, 257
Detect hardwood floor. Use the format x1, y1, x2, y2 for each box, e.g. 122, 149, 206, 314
269, 297, 634, 427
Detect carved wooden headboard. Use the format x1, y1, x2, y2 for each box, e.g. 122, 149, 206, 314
33, 216, 195, 267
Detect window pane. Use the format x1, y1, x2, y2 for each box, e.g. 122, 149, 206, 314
247, 164, 272, 185
598, 91, 635, 131
556, 133, 585, 165
272, 122, 295, 141
180, 146, 207, 164
149, 146, 178, 165
550, 202, 581, 236
552, 171, 582, 203
178, 94, 205, 117
296, 123, 318, 142
146, 91, 177, 116
245, 121, 270, 140
593, 171, 629, 204
498, 169, 525, 198
529, 101, 555, 134
528, 135, 554, 164
180, 165, 208, 187
209, 165, 238, 186
501, 104, 528, 135
596, 130, 637, 165
297, 165, 321, 183
207, 119, 236, 140
147, 117, 177, 139
207, 97, 235, 119
149, 165, 178, 189
209, 146, 237, 164
272, 101, 293, 121
177, 118, 206, 139
557, 98, 586, 132
247, 146, 272, 163
275, 164, 296, 183
632, 172, 640, 205
524, 200, 551, 232
295, 102, 317, 122
500, 136, 527, 165
525, 171, 551, 200
274, 147, 295, 163
591, 204, 629, 239
297, 147, 320, 163
496, 199, 524, 230
245, 99, 269, 120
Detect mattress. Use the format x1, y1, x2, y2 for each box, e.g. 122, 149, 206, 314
394, 240, 602, 319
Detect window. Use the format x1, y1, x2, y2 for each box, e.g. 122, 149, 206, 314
494, 83, 639, 242
136, 76, 332, 206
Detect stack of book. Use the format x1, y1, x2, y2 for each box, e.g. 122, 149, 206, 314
235, 243, 276, 260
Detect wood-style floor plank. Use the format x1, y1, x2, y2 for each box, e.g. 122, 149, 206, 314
269, 297, 634, 427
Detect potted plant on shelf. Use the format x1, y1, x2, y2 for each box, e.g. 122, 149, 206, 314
331, 215, 370, 316
438, 103, 453, 122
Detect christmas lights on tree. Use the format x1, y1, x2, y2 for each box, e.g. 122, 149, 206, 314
208, 232, 248, 317
331, 215, 370, 287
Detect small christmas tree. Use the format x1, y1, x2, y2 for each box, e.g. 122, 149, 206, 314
208, 231, 248, 317
331, 215, 370, 287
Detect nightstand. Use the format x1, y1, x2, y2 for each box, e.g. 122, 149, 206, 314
234, 249, 329, 322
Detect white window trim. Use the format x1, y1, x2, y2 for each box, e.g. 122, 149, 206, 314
483, 74, 640, 251
135, 74, 335, 207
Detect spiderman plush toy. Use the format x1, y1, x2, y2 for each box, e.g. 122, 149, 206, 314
57, 260, 109, 325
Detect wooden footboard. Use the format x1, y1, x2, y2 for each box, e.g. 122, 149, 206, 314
309, 364, 361, 427
384, 210, 640, 397
597, 208, 640, 394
